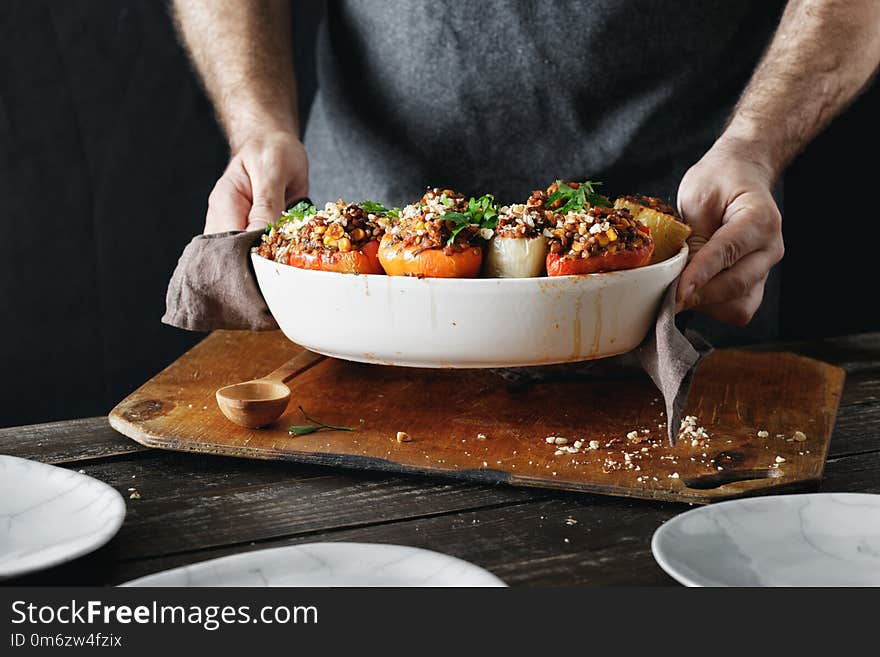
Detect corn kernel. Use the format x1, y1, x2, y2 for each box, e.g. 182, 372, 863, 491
337, 237, 352, 252
606, 228, 618, 242
350, 228, 365, 242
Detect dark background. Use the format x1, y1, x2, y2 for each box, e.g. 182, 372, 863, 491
0, 1, 877, 428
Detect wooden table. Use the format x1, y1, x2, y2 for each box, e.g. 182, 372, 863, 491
3, 333, 879, 587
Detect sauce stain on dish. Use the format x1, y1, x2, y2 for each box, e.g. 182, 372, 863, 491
571, 295, 582, 360
590, 288, 603, 356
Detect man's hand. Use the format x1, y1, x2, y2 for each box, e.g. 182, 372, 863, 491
206, 132, 308, 233
675, 138, 784, 325
673, 0, 880, 326
172, 0, 303, 232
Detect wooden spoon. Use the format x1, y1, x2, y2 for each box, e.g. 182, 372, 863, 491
216, 350, 325, 428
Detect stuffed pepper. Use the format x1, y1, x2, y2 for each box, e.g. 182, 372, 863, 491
614, 194, 691, 264
378, 188, 496, 278
482, 190, 551, 278
545, 205, 654, 276
256, 200, 388, 274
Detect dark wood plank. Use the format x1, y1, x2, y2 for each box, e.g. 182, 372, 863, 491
822, 450, 880, 493
0, 416, 149, 464
8, 447, 879, 588
65, 451, 545, 560
8, 493, 684, 587
826, 394, 880, 458
747, 332, 880, 369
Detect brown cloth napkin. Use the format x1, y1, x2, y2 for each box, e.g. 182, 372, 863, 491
163, 231, 710, 443
163, 230, 278, 332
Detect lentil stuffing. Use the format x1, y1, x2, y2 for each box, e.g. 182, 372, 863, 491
385, 188, 485, 254
256, 200, 388, 264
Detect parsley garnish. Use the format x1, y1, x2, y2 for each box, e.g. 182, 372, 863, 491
545, 180, 611, 214
359, 200, 400, 220
288, 406, 363, 436
269, 200, 317, 232
443, 194, 499, 246
359, 200, 388, 214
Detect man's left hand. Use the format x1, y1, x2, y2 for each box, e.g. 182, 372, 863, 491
675, 137, 785, 325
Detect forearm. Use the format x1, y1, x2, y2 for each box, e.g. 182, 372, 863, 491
719, 0, 880, 180
172, 0, 299, 151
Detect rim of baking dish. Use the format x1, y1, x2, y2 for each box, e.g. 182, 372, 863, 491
252, 243, 687, 286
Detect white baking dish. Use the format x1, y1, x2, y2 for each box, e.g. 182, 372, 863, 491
252, 244, 686, 368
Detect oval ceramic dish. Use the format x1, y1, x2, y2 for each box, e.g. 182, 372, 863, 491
252, 244, 686, 368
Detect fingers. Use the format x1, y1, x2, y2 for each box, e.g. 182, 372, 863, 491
677, 181, 721, 236
677, 210, 764, 305
203, 134, 309, 234
246, 168, 287, 232
681, 249, 776, 310
691, 281, 766, 327
205, 166, 252, 234
674, 145, 784, 327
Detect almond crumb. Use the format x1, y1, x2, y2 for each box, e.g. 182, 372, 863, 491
476, 433, 487, 440
757, 430, 769, 438
396, 431, 411, 443
793, 431, 807, 442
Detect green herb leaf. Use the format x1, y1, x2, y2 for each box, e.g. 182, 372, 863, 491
359, 200, 389, 214
288, 406, 363, 436
272, 200, 317, 231
442, 194, 498, 247
546, 180, 611, 214
288, 425, 322, 436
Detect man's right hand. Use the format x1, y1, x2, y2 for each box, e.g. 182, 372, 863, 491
205, 131, 309, 234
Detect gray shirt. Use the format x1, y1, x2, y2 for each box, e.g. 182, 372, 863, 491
303, 0, 785, 344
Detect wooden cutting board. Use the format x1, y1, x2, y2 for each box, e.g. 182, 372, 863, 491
109, 331, 844, 504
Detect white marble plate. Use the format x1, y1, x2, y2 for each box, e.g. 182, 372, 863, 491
652, 493, 880, 586
0, 455, 126, 580
122, 542, 506, 587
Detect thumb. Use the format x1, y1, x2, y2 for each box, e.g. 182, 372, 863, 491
246, 173, 286, 231
677, 177, 723, 261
